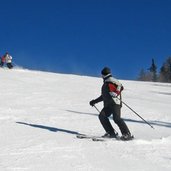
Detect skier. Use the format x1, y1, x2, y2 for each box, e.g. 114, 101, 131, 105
89, 67, 132, 140
0, 55, 6, 67
4, 52, 13, 69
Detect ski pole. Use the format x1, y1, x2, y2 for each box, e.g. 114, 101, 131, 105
93, 105, 101, 113
118, 97, 154, 129
12, 62, 18, 67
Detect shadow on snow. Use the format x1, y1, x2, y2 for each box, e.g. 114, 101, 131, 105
16, 122, 79, 135
66, 110, 98, 117
66, 110, 171, 129
124, 118, 171, 128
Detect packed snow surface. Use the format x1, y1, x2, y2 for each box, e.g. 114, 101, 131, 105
0, 68, 171, 171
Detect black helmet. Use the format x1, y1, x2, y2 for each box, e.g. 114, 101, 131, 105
101, 67, 111, 76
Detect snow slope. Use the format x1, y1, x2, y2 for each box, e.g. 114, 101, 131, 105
0, 68, 171, 171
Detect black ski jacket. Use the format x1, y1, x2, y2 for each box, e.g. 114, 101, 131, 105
94, 75, 122, 107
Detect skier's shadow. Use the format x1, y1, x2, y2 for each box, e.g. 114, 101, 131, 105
16, 122, 79, 135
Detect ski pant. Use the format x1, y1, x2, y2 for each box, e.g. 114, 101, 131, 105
99, 104, 131, 135
7, 63, 13, 69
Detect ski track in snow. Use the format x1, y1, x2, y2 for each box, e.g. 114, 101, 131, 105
0, 68, 171, 171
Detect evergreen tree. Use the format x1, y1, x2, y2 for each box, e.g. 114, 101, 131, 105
148, 58, 157, 82
159, 57, 171, 82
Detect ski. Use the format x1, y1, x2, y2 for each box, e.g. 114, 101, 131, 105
92, 135, 134, 141
92, 136, 120, 142
76, 134, 134, 141
76, 134, 102, 139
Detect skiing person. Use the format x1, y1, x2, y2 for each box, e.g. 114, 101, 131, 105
0, 55, 6, 67
4, 52, 13, 69
89, 67, 132, 140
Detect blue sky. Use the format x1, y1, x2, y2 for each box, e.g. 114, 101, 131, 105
0, 0, 171, 80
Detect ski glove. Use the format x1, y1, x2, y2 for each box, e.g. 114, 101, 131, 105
89, 100, 96, 106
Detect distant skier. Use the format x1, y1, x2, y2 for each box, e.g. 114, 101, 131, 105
89, 67, 132, 140
0, 55, 6, 67
3, 52, 13, 69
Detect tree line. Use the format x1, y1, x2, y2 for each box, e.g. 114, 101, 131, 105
137, 57, 171, 82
